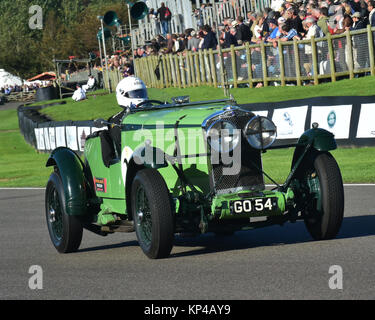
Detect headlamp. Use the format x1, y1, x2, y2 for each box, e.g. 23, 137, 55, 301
244, 116, 277, 149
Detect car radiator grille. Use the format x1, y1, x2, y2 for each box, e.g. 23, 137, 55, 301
206, 109, 265, 194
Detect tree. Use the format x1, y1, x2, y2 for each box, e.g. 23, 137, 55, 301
0, 0, 127, 79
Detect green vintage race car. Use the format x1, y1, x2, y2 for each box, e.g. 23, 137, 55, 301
45, 97, 344, 259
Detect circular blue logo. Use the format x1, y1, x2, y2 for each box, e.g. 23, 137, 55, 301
327, 111, 336, 128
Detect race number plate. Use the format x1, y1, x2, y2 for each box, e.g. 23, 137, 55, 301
230, 197, 278, 215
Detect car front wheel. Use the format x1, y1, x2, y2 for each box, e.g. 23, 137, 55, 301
45, 172, 83, 253
302, 152, 344, 240
131, 168, 174, 259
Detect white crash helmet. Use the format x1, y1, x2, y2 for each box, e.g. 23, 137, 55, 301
116, 76, 148, 108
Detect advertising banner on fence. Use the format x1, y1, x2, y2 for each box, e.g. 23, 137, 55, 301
66, 126, 78, 151
35, 128, 45, 150
356, 103, 375, 138
77, 127, 91, 151
48, 127, 56, 150
55, 126, 66, 148
43, 127, 51, 150
35, 125, 104, 152
272, 106, 308, 139
310, 105, 352, 139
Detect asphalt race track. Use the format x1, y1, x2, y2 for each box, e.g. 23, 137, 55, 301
0, 185, 374, 300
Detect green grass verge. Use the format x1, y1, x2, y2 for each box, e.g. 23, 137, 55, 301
262, 147, 375, 184
1, 77, 375, 187
0, 109, 50, 187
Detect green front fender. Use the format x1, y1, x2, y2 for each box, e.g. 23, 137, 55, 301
46, 147, 88, 216
283, 128, 338, 189
298, 127, 337, 151
292, 128, 337, 168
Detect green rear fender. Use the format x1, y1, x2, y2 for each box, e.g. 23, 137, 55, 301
46, 147, 88, 216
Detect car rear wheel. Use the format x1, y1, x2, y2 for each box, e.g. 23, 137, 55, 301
45, 172, 83, 253
131, 168, 174, 259
302, 152, 344, 240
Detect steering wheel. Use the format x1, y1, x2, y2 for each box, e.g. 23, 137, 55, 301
135, 100, 164, 108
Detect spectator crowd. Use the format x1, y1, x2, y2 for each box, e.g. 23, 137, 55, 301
130, 0, 375, 86
0, 83, 42, 95
6, 1, 375, 96
136, 0, 374, 56
38, 0, 375, 92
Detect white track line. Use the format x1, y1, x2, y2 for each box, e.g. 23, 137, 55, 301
267, 184, 375, 187
0, 184, 374, 191
0, 188, 45, 190
342, 184, 375, 186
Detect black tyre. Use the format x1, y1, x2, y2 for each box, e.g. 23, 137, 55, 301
131, 168, 174, 259
45, 172, 83, 253
302, 152, 344, 240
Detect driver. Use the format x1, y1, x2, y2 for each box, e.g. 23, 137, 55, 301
116, 76, 148, 109
109, 76, 149, 155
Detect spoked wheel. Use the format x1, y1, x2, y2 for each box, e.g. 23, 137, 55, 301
134, 185, 152, 248
300, 152, 344, 240
131, 169, 174, 259
45, 172, 83, 253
